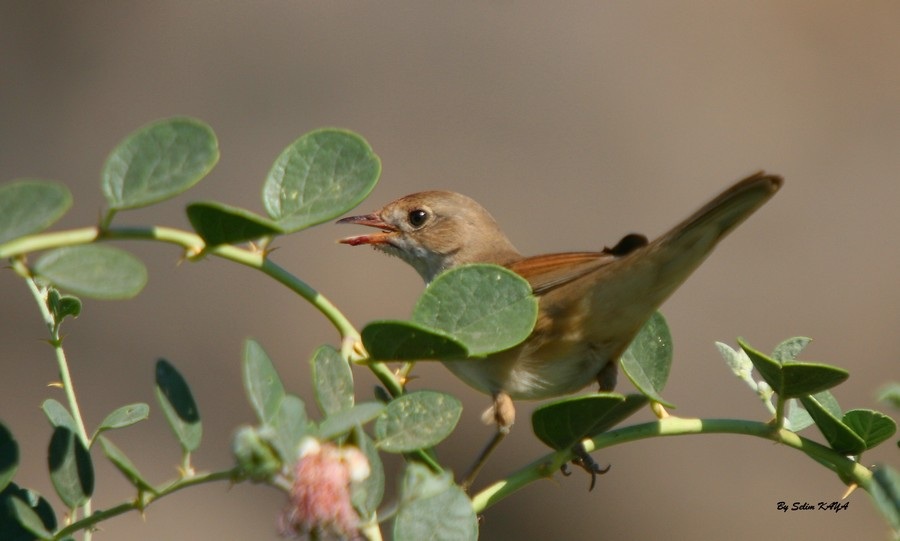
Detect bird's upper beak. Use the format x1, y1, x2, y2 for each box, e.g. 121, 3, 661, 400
336, 213, 397, 246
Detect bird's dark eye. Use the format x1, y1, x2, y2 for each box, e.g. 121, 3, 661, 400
408, 209, 429, 227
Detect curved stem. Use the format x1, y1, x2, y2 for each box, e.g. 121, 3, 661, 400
1, 226, 362, 347
471, 417, 872, 514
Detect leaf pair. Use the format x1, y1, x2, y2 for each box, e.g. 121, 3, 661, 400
187, 127, 380, 246
361, 264, 539, 361
727, 338, 896, 456
1, 118, 382, 301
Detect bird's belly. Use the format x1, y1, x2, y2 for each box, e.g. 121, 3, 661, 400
441, 349, 610, 400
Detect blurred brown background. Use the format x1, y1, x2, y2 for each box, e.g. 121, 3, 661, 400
2, 2, 898, 539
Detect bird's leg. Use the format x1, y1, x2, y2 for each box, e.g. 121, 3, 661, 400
461, 391, 515, 490
560, 441, 610, 491
596, 360, 618, 392
559, 361, 620, 489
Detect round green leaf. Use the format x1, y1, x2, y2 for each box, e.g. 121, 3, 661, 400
268, 394, 312, 466
799, 394, 866, 455
394, 464, 476, 541
412, 264, 538, 356
619, 311, 674, 407
375, 391, 462, 453
102, 117, 219, 210
95, 403, 150, 437
362, 320, 467, 361
242, 339, 286, 424
842, 409, 897, 450
48, 427, 94, 508
531, 393, 648, 450
394, 483, 476, 541
263, 129, 380, 232
311, 345, 355, 416
0, 422, 18, 493
0, 180, 72, 244
318, 402, 386, 441
33, 245, 148, 300
186, 201, 281, 246
2, 484, 57, 541
155, 359, 202, 453
41, 399, 78, 434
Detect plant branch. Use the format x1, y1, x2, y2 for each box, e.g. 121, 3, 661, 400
12, 258, 94, 536
53, 468, 237, 540
471, 417, 873, 514
1, 225, 362, 348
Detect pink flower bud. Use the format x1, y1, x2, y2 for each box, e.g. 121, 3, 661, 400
279, 438, 370, 539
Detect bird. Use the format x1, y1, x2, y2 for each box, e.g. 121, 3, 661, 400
337, 171, 782, 483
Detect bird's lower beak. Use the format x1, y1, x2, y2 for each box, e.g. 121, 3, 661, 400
336, 213, 397, 246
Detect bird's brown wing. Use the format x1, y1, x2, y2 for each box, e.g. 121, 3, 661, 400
506, 251, 618, 296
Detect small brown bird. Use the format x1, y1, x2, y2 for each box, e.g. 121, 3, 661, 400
338, 172, 782, 481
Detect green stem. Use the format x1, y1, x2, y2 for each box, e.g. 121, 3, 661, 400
13, 259, 94, 537
53, 468, 236, 540
1, 226, 362, 347
471, 417, 872, 514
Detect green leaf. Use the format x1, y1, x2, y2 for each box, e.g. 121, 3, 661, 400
772, 336, 812, 362
33, 245, 148, 300
394, 464, 476, 541
269, 395, 313, 467
716, 341, 756, 386
842, 409, 897, 450
0, 422, 18, 493
186, 202, 281, 246
412, 264, 538, 356
46, 289, 81, 323
350, 425, 384, 520
47, 427, 94, 508
311, 345, 354, 416
870, 465, 900, 534
318, 402, 386, 441
2, 484, 57, 541
97, 436, 155, 493
375, 391, 462, 453
263, 129, 380, 232
738, 339, 848, 398
102, 117, 219, 210
786, 391, 838, 432
155, 359, 201, 453
94, 403, 149, 440
799, 394, 866, 455
231, 426, 282, 482
620, 312, 674, 407
361, 320, 467, 361
878, 382, 900, 410
532, 393, 648, 450
41, 399, 78, 434
242, 339, 285, 424
780, 363, 849, 397
0, 180, 72, 244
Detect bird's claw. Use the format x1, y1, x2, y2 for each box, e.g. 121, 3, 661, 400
559, 443, 610, 491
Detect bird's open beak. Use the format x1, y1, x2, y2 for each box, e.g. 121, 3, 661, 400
336, 213, 397, 246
